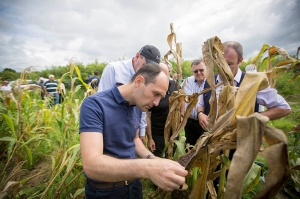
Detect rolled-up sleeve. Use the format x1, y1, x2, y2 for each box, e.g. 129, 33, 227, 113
257, 87, 291, 109
197, 94, 205, 108
139, 112, 147, 136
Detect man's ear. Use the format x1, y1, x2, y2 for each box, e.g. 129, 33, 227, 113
238, 57, 244, 65
134, 75, 145, 87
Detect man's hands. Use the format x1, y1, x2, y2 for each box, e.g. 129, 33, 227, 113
198, 112, 209, 131
147, 138, 156, 152
147, 158, 188, 191
139, 136, 146, 144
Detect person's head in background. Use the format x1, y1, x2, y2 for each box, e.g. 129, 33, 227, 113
159, 62, 172, 77
132, 45, 161, 73
245, 64, 257, 72
191, 59, 206, 84
223, 41, 243, 76
172, 73, 178, 81
49, 75, 55, 81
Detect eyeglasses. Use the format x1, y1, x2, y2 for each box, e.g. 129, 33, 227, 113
193, 69, 205, 73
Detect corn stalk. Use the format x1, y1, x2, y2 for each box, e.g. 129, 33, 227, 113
150, 31, 294, 199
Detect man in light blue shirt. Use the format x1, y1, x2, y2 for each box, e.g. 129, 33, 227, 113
98, 45, 161, 142
181, 59, 206, 147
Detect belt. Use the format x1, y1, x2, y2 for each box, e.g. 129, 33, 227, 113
87, 179, 134, 189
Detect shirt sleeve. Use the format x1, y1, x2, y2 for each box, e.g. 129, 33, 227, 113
79, 97, 104, 133
256, 87, 291, 109
197, 94, 205, 108
139, 112, 147, 136
98, 64, 116, 92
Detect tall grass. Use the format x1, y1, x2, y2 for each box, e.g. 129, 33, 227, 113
0, 66, 87, 198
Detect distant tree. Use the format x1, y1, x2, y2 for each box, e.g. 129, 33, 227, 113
3, 68, 16, 73
0, 70, 19, 81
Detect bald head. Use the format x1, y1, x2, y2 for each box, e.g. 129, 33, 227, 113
159, 62, 170, 76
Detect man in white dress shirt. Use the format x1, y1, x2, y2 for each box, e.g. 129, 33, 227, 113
197, 41, 291, 132
182, 59, 206, 147
98, 45, 161, 143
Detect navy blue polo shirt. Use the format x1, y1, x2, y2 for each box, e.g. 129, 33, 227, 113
79, 86, 141, 159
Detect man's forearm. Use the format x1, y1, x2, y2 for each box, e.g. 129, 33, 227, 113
260, 107, 291, 120
146, 112, 152, 140
83, 153, 154, 182
135, 137, 155, 158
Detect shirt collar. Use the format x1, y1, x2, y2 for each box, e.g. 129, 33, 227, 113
216, 68, 242, 85
234, 68, 242, 85
111, 86, 131, 106
193, 77, 206, 84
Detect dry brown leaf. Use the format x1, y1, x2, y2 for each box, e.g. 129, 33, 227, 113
225, 113, 268, 199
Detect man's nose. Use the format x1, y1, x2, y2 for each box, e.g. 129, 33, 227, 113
153, 97, 161, 106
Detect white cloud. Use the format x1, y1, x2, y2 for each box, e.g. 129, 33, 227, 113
0, 0, 299, 72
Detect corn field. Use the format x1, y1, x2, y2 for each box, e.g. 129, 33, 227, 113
0, 24, 300, 199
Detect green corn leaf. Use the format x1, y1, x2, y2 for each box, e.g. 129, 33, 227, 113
74, 85, 82, 94
58, 152, 69, 172
23, 144, 33, 165
0, 136, 17, 142
221, 154, 231, 167
74, 66, 89, 89
72, 108, 79, 125
51, 156, 56, 172
173, 139, 186, 160
66, 145, 80, 172
1, 113, 16, 139
242, 163, 261, 194
192, 167, 201, 186
73, 188, 85, 198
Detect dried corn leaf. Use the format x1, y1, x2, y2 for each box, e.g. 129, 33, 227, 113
217, 86, 236, 119
253, 127, 290, 198
189, 145, 211, 199
225, 113, 268, 199
233, 72, 269, 119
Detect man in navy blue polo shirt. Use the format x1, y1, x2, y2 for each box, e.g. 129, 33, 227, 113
80, 64, 188, 199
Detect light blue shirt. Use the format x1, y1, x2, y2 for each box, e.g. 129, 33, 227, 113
98, 59, 147, 136
183, 76, 205, 120
197, 68, 291, 110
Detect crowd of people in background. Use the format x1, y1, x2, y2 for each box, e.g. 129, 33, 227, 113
0, 80, 11, 91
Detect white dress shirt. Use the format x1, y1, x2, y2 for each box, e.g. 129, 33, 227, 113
197, 68, 291, 110
183, 76, 205, 120
98, 59, 147, 136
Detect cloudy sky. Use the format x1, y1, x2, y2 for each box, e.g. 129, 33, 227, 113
0, 0, 299, 72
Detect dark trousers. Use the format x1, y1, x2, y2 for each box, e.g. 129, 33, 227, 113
59, 94, 64, 103
185, 118, 204, 146
153, 135, 166, 157
85, 179, 142, 199
152, 135, 178, 158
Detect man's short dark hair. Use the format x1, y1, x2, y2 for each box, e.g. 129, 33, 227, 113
223, 41, 243, 61
191, 59, 204, 68
129, 64, 162, 85
94, 71, 99, 76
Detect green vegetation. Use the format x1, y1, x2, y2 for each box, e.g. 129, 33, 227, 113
0, 57, 299, 198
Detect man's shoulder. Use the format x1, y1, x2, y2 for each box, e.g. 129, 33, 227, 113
183, 76, 195, 86
108, 59, 131, 68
